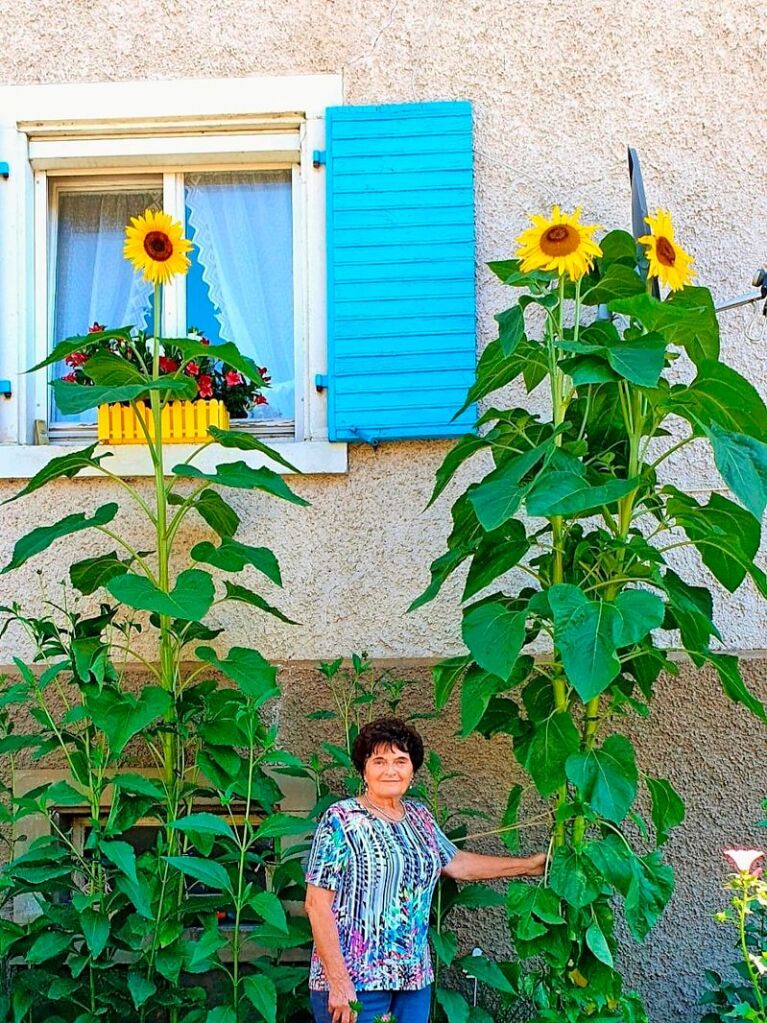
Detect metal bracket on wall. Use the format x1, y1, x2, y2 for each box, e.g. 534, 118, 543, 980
0, 380, 11, 399
0, 162, 9, 179
312, 150, 326, 168
314, 374, 328, 392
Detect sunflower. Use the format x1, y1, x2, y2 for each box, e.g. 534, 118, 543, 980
515, 206, 602, 282
638, 209, 695, 292
123, 209, 192, 285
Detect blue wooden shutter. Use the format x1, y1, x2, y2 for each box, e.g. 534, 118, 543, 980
324, 101, 476, 443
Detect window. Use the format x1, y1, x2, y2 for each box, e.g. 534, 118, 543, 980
48, 170, 295, 439
0, 75, 347, 473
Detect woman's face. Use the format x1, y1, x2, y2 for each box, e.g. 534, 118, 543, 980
363, 743, 413, 803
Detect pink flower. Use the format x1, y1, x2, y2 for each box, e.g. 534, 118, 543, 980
65, 351, 90, 367
185, 361, 200, 377
724, 849, 764, 874
61, 372, 77, 383
197, 374, 214, 399
225, 370, 243, 387
88, 321, 106, 333
159, 356, 179, 374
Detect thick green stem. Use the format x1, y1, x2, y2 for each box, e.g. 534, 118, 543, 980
232, 735, 257, 1018
736, 879, 767, 1020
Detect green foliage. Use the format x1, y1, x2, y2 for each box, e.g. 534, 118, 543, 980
0, 315, 313, 1023
422, 241, 767, 1021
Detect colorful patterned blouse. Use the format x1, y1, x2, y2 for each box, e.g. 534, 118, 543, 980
305, 798, 458, 992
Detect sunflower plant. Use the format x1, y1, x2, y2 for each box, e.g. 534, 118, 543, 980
0, 210, 313, 1023
414, 206, 767, 1021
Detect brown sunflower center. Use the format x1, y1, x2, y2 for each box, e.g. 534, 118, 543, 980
655, 236, 676, 267
143, 230, 174, 262
540, 223, 580, 257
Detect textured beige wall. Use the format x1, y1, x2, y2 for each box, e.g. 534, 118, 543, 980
1, 2, 767, 1020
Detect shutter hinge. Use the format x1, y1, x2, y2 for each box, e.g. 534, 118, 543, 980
312, 150, 326, 168
314, 373, 329, 392
0, 379, 11, 398
0, 162, 9, 180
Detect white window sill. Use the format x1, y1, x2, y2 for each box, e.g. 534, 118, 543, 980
0, 439, 348, 479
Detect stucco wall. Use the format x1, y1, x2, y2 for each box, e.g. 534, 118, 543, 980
1, 2, 766, 1021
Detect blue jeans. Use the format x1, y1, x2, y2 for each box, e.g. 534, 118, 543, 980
310, 986, 432, 1023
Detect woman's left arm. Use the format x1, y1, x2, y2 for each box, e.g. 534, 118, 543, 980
442, 849, 547, 881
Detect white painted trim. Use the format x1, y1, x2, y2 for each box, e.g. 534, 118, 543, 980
0, 439, 348, 479
29, 133, 300, 170
0, 75, 344, 125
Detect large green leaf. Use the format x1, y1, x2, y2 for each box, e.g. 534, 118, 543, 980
707, 653, 767, 722
429, 926, 458, 967
85, 686, 172, 756
100, 840, 139, 884
249, 891, 288, 933
427, 433, 488, 508
709, 425, 767, 523
666, 488, 761, 590
581, 263, 645, 305
410, 545, 470, 612
171, 813, 236, 841
566, 735, 638, 823
25, 930, 71, 964
645, 776, 685, 845
609, 287, 719, 365
254, 814, 311, 840
521, 711, 580, 797
661, 569, 721, 662
108, 569, 215, 621
458, 954, 515, 993
127, 972, 157, 1011
171, 337, 265, 385
52, 376, 195, 415
82, 352, 147, 386
461, 600, 526, 681
3, 444, 109, 504
549, 584, 621, 700
29, 327, 133, 371
80, 909, 110, 959
173, 462, 309, 506
163, 856, 232, 893
586, 921, 614, 968
1, 503, 118, 574
624, 850, 674, 941
463, 520, 530, 600
222, 582, 298, 624
432, 656, 470, 711
435, 989, 471, 1023
670, 362, 767, 439
190, 539, 282, 585
614, 590, 665, 647
69, 551, 130, 595
207, 426, 300, 473
455, 336, 533, 416
602, 331, 667, 388
469, 443, 550, 529
243, 974, 277, 1023
195, 646, 279, 702
495, 304, 525, 357
459, 666, 503, 737
189, 489, 241, 538
549, 846, 602, 908
526, 471, 637, 518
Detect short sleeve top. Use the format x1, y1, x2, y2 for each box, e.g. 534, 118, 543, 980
305, 798, 457, 992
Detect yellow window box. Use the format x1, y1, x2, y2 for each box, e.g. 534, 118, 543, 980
97, 400, 230, 445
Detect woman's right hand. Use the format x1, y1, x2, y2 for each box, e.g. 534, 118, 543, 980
327, 981, 358, 1023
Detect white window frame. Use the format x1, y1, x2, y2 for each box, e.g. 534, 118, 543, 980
0, 75, 347, 476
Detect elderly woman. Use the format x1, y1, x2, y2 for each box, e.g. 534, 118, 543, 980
304, 717, 546, 1023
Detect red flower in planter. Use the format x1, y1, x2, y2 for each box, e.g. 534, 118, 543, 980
225, 370, 243, 387
197, 374, 214, 399
255, 394, 268, 406
61, 372, 77, 383
65, 351, 90, 367
185, 361, 200, 377
258, 366, 271, 384
199, 336, 210, 346
88, 321, 106, 333
159, 356, 180, 374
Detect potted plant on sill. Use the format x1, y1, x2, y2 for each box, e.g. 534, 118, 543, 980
57, 210, 271, 446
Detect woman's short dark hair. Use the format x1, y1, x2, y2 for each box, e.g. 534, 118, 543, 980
352, 717, 424, 774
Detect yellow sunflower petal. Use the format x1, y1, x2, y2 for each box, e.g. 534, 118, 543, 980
123, 208, 192, 285
514, 206, 602, 282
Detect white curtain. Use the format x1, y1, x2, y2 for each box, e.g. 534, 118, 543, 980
53, 189, 159, 424
185, 171, 294, 421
